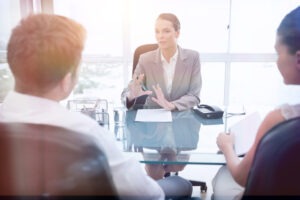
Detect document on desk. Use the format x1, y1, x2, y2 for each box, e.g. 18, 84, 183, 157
135, 109, 172, 122
229, 112, 262, 156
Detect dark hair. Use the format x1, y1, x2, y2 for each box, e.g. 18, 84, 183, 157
277, 6, 300, 54
157, 13, 181, 31
7, 13, 86, 93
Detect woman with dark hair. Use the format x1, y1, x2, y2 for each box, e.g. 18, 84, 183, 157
124, 13, 202, 111
212, 6, 300, 200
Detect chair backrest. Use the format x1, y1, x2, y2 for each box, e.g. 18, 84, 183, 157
132, 43, 159, 75
0, 122, 118, 198
242, 117, 300, 197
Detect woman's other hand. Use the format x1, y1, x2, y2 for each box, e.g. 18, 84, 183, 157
151, 84, 176, 111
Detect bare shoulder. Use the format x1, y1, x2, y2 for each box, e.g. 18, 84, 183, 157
259, 109, 285, 137
248, 108, 285, 159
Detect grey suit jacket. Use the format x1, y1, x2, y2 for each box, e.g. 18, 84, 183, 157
128, 45, 202, 111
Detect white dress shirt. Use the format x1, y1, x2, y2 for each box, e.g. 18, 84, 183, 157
280, 103, 300, 120
161, 49, 178, 94
0, 91, 164, 200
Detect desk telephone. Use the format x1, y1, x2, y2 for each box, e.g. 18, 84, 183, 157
193, 104, 224, 119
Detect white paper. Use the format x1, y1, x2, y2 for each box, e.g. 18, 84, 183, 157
229, 112, 261, 156
135, 109, 172, 122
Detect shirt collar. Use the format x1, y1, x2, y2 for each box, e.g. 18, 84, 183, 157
160, 47, 179, 63
3, 90, 59, 110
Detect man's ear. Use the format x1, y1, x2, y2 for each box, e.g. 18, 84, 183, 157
61, 72, 73, 94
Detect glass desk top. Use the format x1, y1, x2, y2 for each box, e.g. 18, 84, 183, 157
114, 109, 227, 165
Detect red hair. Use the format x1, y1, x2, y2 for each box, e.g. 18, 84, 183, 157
7, 14, 86, 93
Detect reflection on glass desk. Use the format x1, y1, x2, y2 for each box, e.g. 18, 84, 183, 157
118, 109, 226, 165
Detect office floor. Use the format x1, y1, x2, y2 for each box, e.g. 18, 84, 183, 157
178, 165, 222, 200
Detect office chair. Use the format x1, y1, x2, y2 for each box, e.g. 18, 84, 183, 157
132, 43, 159, 75
242, 116, 300, 197
0, 122, 118, 198
132, 44, 207, 194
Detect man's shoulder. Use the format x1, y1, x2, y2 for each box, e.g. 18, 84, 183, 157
61, 109, 104, 132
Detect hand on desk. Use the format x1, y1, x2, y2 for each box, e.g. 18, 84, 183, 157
151, 84, 176, 111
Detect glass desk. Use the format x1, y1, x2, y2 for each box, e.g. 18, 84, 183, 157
114, 109, 227, 166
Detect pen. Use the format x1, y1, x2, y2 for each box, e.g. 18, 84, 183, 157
141, 83, 148, 91
135, 73, 148, 91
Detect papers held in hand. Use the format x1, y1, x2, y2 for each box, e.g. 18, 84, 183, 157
135, 109, 172, 122
229, 112, 262, 156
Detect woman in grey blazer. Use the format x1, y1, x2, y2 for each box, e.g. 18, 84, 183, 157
124, 13, 202, 111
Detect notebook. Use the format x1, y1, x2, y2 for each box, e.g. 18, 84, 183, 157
229, 112, 262, 156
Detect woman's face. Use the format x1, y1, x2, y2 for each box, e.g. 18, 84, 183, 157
155, 18, 179, 50
275, 35, 300, 85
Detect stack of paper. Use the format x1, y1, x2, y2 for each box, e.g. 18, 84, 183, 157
229, 112, 262, 156
135, 109, 172, 122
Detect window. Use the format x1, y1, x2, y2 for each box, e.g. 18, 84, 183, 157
230, 0, 300, 53
200, 63, 225, 105
1, 0, 299, 108
129, 0, 229, 53
0, 0, 21, 101
53, 0, 125, 103
54, 0, 123, 56
229, 63, 300, 106
54, 0, 298, 108
228, 0, 300, 107
0, 0, 21, 55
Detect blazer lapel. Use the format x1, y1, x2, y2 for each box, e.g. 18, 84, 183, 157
170, 46, 187, 98
153, 49, 169, 97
